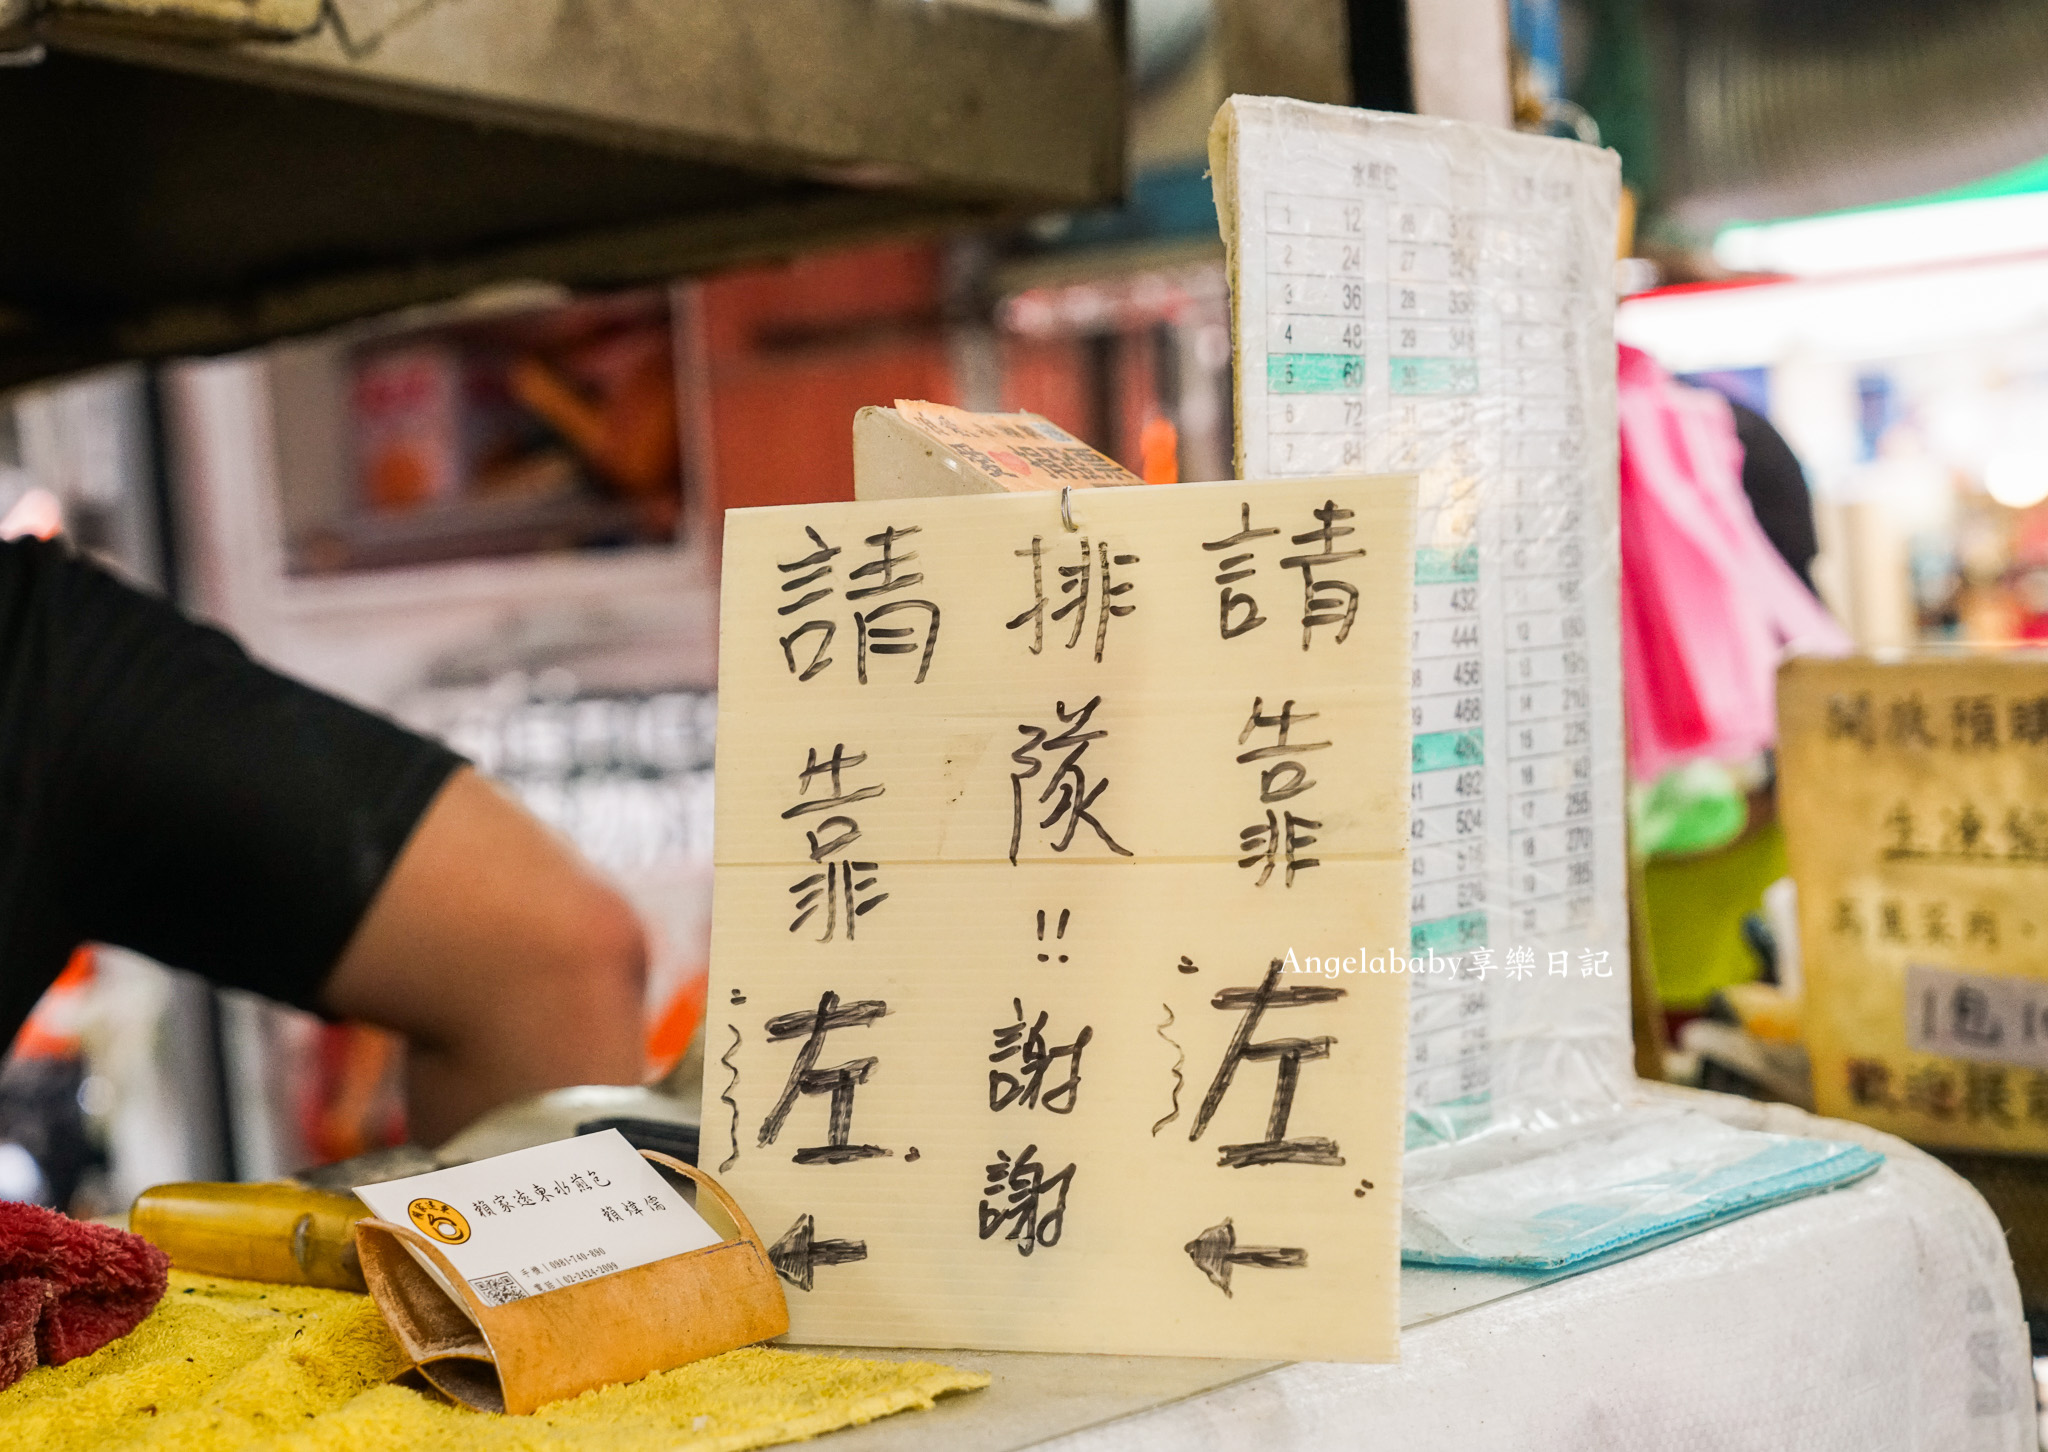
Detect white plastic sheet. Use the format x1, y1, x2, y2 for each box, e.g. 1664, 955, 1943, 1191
1042, 1094, 2034, 1451
1402, 1105, 1880, 1269
1213, 98, 1632, 1147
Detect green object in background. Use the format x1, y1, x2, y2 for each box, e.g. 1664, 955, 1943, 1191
1633, 759, 1749, 857
1644, 819, 1789, 1011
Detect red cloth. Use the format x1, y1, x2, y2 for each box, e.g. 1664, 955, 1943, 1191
0, 1200, 168, 1388
0, 1277, 44, 1388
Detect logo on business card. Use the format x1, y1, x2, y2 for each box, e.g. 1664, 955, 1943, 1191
408, 1197, 471, 1245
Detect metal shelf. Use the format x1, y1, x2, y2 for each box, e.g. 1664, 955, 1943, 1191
0, 0, 1127, 386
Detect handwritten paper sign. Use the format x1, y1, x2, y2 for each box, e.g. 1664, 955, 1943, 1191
707, 475, 1414, 1361
1782, 655, 2048, 1153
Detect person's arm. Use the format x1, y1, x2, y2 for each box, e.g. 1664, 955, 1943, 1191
319, 767, 648, 1145
0, 536, 649, 1147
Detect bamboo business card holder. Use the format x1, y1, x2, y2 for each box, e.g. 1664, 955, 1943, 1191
354, 1152, 789, 1414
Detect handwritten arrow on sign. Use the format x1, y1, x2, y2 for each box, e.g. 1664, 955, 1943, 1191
768, 1212, 869, 1292
1184, 1218, 1307, 1297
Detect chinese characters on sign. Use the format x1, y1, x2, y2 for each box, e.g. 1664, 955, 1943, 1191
709, 475, 1414, 1360
1237, 698, 1328, 888
1006, 536, 1138, 660
1782, 659, 2048, 1155
1009, 696, 1132, 864
775, 526, 941, 685
1189, 959, 1346, 1168
1200, 500, 1367, 649
783, 746, 889, 941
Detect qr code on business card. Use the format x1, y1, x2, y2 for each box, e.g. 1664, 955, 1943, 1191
467, 1273, 528, 1306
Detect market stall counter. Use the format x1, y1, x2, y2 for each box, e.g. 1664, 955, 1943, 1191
810, 1091, 2034, 1452
0, 1090, 2023, 1450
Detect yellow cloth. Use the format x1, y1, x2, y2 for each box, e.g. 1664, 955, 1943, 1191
0, 1271, 987, 1451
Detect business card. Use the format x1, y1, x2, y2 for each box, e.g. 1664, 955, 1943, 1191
354, 1129, 722, 1309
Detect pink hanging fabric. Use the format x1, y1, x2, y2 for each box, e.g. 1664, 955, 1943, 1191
1616, 345, 1850, 781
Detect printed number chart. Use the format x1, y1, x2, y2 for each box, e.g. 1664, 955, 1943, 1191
1212, 98, 1632, 1143
709, 476, 1413, 1360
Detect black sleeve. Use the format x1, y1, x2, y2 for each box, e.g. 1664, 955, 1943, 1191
1728, 400, 1821, 593
0, 538, 463, 1050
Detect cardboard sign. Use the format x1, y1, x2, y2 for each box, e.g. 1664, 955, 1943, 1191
853, 400, 1141, 500
707, 475, 1414, 1360
1781, 655, 2048, 1153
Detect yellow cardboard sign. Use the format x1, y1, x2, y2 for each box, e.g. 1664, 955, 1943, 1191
1781, 655, 2048, 1153
707, 475, 1414, 1359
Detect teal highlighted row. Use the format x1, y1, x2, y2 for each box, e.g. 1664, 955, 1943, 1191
1413, 729, 1483, 773
1405, 1094, 1493, 1149
1392, 356, 1479, 395
1412, 913, 1487, 954
1268, 353, 1364, 393
1415, 545, 1479, 584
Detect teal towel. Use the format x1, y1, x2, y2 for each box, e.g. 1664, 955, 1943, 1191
1403, 1111, 1884, 1272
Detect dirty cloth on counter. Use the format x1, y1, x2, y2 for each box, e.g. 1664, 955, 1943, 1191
0, 1270, 986, 1451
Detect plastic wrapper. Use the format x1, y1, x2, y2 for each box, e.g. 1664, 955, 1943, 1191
1046, 1095, 2033, 1451
1212, 97, 1632, 1148
1400, 1105, 1880, 1269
